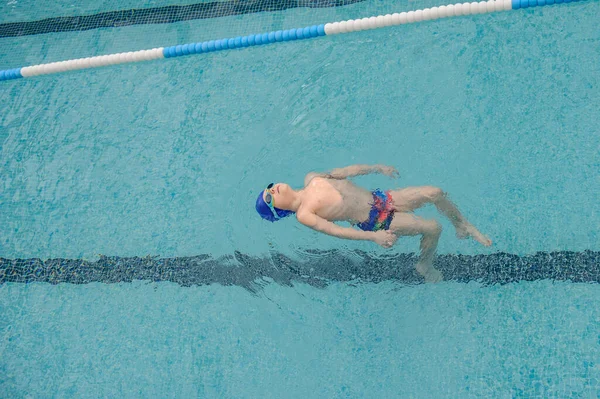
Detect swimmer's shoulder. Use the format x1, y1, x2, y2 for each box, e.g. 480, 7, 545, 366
304, 171, 339, 187
303, 172, 323, 187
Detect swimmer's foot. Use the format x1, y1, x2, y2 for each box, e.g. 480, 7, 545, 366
416, 262, 443, 283
456, 223, 492, 247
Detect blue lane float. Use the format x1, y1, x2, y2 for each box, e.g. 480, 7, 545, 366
0, 0, 586, 82
0, 68, 23, 81
162, 24, 325, 59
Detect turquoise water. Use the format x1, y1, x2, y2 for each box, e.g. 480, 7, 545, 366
2, 281, 600, 397
1, 0, 600, 397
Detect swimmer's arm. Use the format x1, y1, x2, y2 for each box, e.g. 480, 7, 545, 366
328, 164, 399, 179
296, 211, 375, 241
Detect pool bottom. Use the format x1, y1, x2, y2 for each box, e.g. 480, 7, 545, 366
1, 250, 598, 291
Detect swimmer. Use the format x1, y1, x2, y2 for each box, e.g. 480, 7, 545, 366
255, 164, 492, 282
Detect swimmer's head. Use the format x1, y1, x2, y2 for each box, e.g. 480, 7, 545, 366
255, 183, 295, 222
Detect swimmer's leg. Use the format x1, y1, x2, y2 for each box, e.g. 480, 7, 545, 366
390, 186, 492, 247
390, 213, 443, 283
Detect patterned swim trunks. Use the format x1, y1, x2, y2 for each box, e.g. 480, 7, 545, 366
356, 189, 395, 231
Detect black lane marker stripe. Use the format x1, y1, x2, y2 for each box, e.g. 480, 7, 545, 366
1, 250, 598, 292
0, 0, 365, 38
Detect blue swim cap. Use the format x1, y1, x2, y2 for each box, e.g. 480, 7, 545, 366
255, 191, 294, 222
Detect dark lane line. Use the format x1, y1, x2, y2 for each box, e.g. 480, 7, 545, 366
0, 0, 365, 38
1, 250, 598, 292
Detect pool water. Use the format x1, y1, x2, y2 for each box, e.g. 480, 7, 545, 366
1, 0, 599, 396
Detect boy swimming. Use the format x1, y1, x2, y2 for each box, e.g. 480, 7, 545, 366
255, 164, 491, 282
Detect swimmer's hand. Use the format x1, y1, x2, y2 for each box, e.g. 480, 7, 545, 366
372, 230, 398, 248
377, 165, 400, 179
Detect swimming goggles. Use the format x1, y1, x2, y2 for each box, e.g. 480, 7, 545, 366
264, 183, 280, 219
